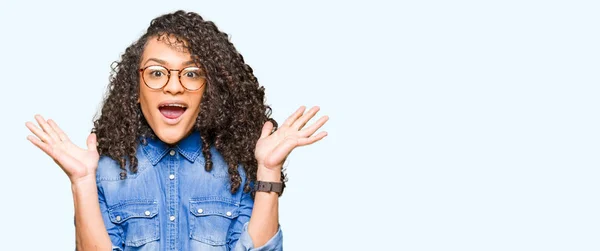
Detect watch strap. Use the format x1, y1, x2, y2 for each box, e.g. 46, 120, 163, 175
254, 181, 284, 196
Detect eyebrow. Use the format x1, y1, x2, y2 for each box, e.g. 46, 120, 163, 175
143, 58, 197, 67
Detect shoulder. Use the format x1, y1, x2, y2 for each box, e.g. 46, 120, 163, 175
96, 144, 152, 182
204, 147, 248, 185
96, 155, 123, 182
206, 146, 247, 179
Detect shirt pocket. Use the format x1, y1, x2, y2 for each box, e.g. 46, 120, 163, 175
188, 197, 240, 246
108, 201, 160, 247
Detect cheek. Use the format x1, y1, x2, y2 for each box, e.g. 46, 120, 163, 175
190, 89, 205, 108
138, 88, 157, 118
138, 81, 146, 103
188, 94, 204, 119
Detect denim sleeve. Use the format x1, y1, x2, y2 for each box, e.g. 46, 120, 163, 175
227, 190, 283, 251
97, 182, 125, 251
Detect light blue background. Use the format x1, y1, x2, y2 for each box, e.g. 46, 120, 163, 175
1, 1, 598, 250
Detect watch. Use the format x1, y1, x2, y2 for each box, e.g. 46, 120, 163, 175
254, 181, 284, 196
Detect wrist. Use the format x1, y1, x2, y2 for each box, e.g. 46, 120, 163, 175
256, 165, 281, 182
71, 175, 97, 191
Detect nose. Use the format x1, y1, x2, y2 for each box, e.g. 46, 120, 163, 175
162, 71, 185, 95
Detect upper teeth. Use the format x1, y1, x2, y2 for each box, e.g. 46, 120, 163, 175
162, 104, 186, 108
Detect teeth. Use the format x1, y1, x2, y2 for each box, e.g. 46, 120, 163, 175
160, 103, 187, 108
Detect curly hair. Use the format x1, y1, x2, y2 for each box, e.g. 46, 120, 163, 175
92, 10, 284, 194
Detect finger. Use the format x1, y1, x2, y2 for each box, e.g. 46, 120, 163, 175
259, 121, 274, 139
27, 135, 54, 157
48, 119, 70, 142
282, 106, 306, 127
291, 106, 320, 130
34, 115, 60, 143
28, 135, 83, 175
25, 121, 53, 144
297, 131, 328, 146
299, 115, 329, 137
86, 133, 98, 153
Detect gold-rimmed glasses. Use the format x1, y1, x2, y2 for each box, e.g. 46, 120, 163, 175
139, 65, 207, 91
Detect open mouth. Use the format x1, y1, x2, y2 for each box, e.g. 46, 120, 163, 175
158, 103, 188, 120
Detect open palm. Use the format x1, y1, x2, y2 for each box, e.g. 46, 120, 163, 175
255, 106, 329, 170
26, 115, 99, 184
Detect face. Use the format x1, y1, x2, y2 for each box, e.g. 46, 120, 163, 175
138, 35, 206, 144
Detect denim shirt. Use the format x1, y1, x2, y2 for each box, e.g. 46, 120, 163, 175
95, 131, 283, 251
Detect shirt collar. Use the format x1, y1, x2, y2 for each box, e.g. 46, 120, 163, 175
141, 130, 203, 165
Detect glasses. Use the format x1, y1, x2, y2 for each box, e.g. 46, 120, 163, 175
139, 65, 207, 91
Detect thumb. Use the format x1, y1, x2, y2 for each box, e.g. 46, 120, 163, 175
87, 133, 98, 153
260, 121, 274, 139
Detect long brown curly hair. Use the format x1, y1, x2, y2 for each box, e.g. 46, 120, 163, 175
92, 10, 283, 194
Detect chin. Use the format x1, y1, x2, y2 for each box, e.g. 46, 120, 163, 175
154, 126, 187, 145
158, 135, 181, 145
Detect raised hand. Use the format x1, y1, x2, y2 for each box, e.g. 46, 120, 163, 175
26, 115, 99, 185
255, 106, 329, 178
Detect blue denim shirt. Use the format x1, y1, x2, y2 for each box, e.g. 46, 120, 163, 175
95, 131, 283, 251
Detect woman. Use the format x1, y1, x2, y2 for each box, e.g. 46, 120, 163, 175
25, 10, 328, 251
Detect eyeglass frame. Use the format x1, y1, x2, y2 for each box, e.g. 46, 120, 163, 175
138, 65, 207, 91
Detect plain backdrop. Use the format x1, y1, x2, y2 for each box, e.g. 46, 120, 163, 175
1, 1, 599, 250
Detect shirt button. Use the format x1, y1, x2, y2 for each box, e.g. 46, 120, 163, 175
169, 215, 176, 221
144, 211, 151, 216
115, 216, 121, 222
197, 208, 203, 214
169, 174, 175, 180
226, 211, 232, 217
169, 150, 176, 156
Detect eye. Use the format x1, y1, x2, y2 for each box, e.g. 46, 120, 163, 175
151, 71, 164, 77
182, 68, 205, 79
185, 71, 198, 78
144, 66, 168, 79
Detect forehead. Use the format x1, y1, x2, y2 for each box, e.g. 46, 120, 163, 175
141, 35, 192, 64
